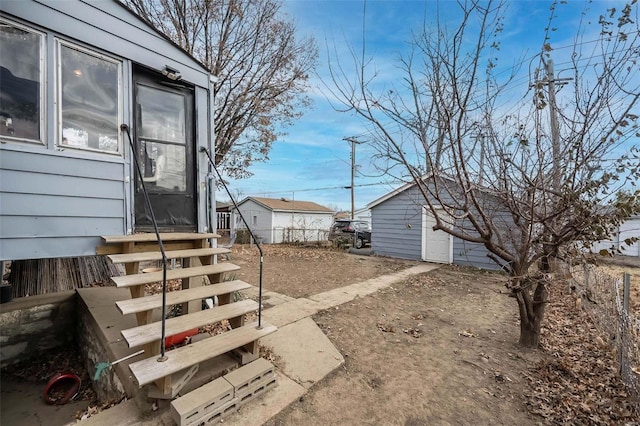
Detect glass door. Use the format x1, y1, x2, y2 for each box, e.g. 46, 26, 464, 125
133, 69, 196, 231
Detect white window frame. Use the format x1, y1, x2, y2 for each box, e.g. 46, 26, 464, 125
0, 17, 46, 145
55, 38, 123, 155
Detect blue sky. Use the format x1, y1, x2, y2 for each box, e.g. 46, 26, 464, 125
219, 0, 634, 212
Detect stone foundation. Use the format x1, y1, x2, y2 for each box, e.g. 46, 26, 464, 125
0, 291, 76, 368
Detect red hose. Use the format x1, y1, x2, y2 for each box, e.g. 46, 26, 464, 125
43, 372, 81, 405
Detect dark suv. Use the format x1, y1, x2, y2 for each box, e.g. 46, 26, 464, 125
328, 219, 371, 249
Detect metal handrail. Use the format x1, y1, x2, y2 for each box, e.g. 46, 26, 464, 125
121, 124, 170, 361
200, 147, 264, 328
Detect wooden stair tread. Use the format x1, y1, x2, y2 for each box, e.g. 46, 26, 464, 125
107, 248, 231, 264
122, 299, 259, 348
102, 233, 220, 244
129, 322, 277, 387
111, 263, 240, 288
116, 280, 253, 315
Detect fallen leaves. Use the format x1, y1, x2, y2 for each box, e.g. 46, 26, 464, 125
377, 323, 395, 333
524, 283, 639, 424
458, 329, 475, 338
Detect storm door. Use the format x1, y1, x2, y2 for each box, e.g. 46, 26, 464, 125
133, 70, 196, 231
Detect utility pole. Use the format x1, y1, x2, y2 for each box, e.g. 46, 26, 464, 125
546, 59, 562, 194
344, 137, 362, 219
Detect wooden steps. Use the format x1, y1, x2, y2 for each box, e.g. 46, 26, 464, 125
108, 248, 230, 264
116, 280, 252, 315
122, 299, 259, 348
97, 232, 276, 401
111, 263, 241, 288
129, 322, 277, 387
102, 233, 220, 244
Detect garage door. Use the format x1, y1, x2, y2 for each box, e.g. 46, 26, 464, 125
422, 207, 452, 263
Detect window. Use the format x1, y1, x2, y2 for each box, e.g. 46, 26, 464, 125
252, 216, 258, 226
0, 18, 44, 142
58, 42, 121, 153
137, 84, 187, 191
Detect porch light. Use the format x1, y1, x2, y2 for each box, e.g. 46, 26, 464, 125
161, 65, 182, 81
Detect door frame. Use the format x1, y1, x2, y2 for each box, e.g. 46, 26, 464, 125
131, 65, 197, 232
421, 206, 453, 263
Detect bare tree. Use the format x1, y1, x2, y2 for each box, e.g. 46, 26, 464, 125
123, 0, 317, 178
327, 0, 640, 347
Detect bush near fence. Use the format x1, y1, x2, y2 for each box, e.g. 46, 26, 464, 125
571, 264, 640, 398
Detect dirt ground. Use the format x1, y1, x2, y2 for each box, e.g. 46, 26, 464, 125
230, 245, 639, 424
3, 245, 639, 424
230, 244, 414, 298
265, 266, 541, 425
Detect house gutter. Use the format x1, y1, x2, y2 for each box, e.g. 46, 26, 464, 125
207, 74, 218, 246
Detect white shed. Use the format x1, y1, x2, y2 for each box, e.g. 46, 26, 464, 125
234, 197, 334, 244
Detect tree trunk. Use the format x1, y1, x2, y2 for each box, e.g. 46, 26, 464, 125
515, 275, 549, 348
9, 256, 122, 298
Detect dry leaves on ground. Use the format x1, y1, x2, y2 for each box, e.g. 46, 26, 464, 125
2, 347, 96, 402
524, 284, 639, 424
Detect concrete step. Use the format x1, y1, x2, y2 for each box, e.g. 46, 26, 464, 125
121, 299, 259, 348
110, 263, 240, 288
115, 280, 252, 316
107, 248, 230, 264
128, 322, 277, 387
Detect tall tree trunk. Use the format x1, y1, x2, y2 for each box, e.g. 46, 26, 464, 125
515, 275, 549, 348
9, 256, 122, 298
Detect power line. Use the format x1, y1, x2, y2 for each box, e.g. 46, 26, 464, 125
228, 180, 404, 197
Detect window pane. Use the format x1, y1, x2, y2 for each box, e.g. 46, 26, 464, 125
60, 45, 119, 152
0, 20, 42, 141
138, 85, 185, 144
140, 140, 186, 191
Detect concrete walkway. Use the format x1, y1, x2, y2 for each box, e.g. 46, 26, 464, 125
79, 263, 439, 425
222, 263, 439, 425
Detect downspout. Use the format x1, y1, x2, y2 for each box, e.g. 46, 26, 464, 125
208, 74, 219, 248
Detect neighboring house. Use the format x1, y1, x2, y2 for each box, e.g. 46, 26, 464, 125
234, 197, 334, 244
353, 207, 372, 226
590, 215, 640, 257
0, 0, 216, 262
216, 201, 233, 232
333, 208, 371, 225
368, 178, 507, 270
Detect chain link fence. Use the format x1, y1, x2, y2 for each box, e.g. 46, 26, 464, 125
274, 227, 329, 244
571, 264, 640, 397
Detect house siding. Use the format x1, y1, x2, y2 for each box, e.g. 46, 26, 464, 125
0, 149, 126, 260
591, 216, 640, 257
0, 0, 213, 261
2, 0, 209, 87
236, 199, 274, 243
272, 211, 332, 243
619, 217, 640, 257
371, 187, 425, 260
370, 182, 502, 270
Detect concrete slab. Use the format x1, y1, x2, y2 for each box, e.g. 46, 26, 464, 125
223, 371, 306, 426
77, 398, 175, 426
240, 288, 295, 308
0, 378, 89, 426
309, 263, 440, 309
77, 287, 131, 309
261, 317, 344, 389
262, 298, 323, 327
